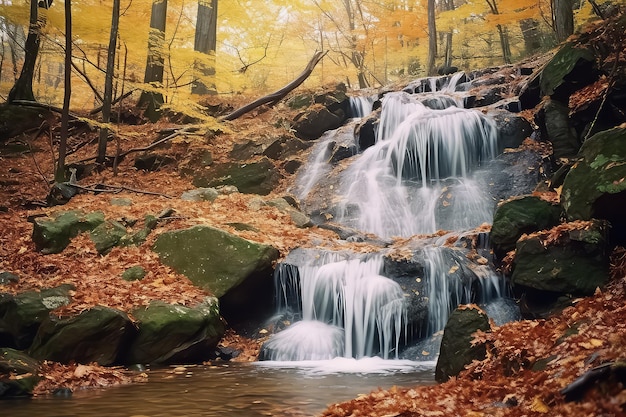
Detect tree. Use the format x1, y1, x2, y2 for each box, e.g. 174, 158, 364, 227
553, 0, 574, 43
7, 0, 47, 103
96, 0, 120, 164
427, 0, 436, 75
192, 0, 218, 95
56, 0, 71, 182
442, 0, 455, 68
485, 0, 512, 64
138, 0, 168, 122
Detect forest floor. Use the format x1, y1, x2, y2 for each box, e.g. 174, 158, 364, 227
1, 55, 626, 416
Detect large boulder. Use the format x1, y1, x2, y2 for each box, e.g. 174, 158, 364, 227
89, 219, 128, 254
435, 305, 491, 383
543, 100, 581, 160
0, 284, 73, 349
31, 211, 105, 254
512, 220, 609, 295
192, 157, 282, 196
539, 42, 596, 102
125, 298, 225, 365
0, 348, 40, 398
489, 110, 533, 151
491, 196, 562, 260
561, 126, 626, 242
292, 106, 346, 140
28, 306, 134, 365
152, 225, 279, 323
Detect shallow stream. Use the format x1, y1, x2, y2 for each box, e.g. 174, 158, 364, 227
3, 360, 434, 416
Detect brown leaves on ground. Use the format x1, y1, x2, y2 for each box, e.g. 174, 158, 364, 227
322, 267, 626, 417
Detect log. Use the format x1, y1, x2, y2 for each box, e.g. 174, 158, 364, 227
221, 51, 327, 121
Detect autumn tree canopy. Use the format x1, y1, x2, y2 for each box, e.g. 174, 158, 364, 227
0, 0, 613, 113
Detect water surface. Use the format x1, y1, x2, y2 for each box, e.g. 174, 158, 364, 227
3, 360, 435, 416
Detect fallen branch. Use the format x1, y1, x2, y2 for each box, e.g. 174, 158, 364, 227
221, 50, 328, 121
69, 182, 173, 198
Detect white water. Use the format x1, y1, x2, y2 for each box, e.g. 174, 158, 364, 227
268, 73, 513, 365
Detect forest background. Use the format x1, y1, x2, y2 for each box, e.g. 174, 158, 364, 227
0, 0, 611, 117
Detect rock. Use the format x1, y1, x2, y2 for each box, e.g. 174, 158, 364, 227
89, 220, 128, 254
489, 109, 533, 151
355, 113, 378, 152
192, 157, 282, 196
262, 136, 310, 160
118, 214, 159, 247
292, 106, 346, 140
0, 285, 73, 349
121, 266, 146, 281
110, 197, 133, 206
0, 348, 40, 397
125, 298, 225, 365
46, 183, 78, 206
543, 100, 581, 159
539, 42, 597, 102
267, 198, 313, 228
181, 187, 219, 202
561, 126, 626, 242
134, 153, 176, 171
152, 225, 279, 323
31, 210, 105, 254
0, 271, 19, 285
178, 148, 213, 177
491, 196, 562, 260
28, 306, 134, 365
512, 220, 609, 295
435, 306, 491, 383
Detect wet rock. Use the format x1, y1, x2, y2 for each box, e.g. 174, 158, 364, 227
435, 305, 491, 383
512, 219, 609, 295
491, 196, 562, 260
152, 225, 279, 323
192, 157, 282, 196
292, 106, 346, 140
125, 298, 225, 365
489, 109, 533, 151
0, 348, 40, 397
355, 112, 379, 152
31, 210, 105, 254
561, 126, 626, 242
0, 285, 73, 349
29, 306, 134, 365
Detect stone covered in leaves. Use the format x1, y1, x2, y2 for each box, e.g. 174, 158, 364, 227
512, 220, 609, 295
192, 157, 282, 196
435, 305, 491, 383
0, 348, 40, 398
125, 298, 225, 365
31, 210, 105, 254
0, 284, 73, 350
89, 219, 128, 255
152, 225, 279, 322
561, 126, 626, 241
28, 306, 134, 365
491, 196, 562, 259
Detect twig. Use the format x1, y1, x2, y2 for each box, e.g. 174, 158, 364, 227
70, 183, 173, 198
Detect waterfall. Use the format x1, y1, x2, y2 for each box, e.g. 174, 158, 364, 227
265, 73, 516, 364
348, 95, 376, 118
262, 254, 406, 361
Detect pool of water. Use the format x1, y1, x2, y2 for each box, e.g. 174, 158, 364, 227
3, 359, 435, 416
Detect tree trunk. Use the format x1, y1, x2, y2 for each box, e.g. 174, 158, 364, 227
519, 19, 542, 55
192, 0, 218, 95
96, 0, 121, 164
138, 0, 168, 121
7, 0, 40, 103
496, 24, 512, 64
443, 0, 454, 68
56, 0, 72, 182
553, 0, 574, 43
427, 0, 437, 75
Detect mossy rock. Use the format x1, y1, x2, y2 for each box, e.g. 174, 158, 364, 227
121, 266, 146, 282
544, 100, 581, 159
435, 306, 491, 383
491, 196, 562, 260
125, 298, 225, 365
0, 348, 40, 397
539, 43, 596, 100
31, 211, 105, 254
192, 157, 282, 196
0, 284, 73, 349
562, 126, 626, 241
28, 306, 134, 365
89, 220, 128, 254
512, 220, 609, 295
152, 225, 279, 322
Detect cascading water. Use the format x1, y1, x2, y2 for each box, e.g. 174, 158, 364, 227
262, 73, 515, 364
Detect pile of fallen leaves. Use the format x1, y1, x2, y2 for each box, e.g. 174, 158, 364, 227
321, 250, 626, 417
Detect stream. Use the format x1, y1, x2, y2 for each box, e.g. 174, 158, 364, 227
2, 360, 434, 416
